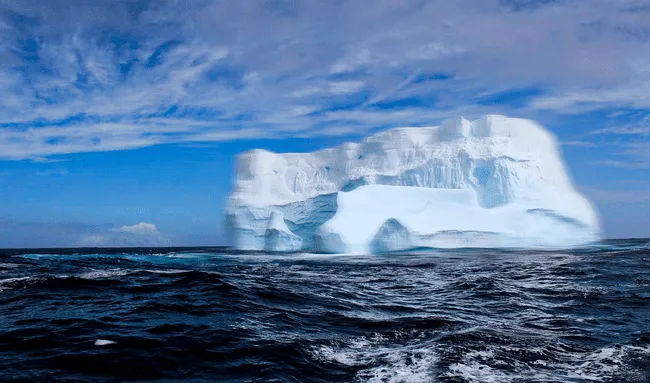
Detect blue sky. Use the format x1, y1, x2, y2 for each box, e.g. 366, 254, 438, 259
1, 0, 650, 247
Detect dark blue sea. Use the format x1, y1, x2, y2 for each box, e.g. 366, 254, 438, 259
1, 241, 649, 383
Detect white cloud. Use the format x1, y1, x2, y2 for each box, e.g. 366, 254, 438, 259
590, 126, 650, 135
592, 159, 648, 168
114, 222, 160, 235
328, 81, 366, 95
589, 115, 650, 135
79, 222, 170, 247
588, 140, 650, 168
34, 168, 68, 176
622, 141, 650, 162
1, 0, 650, 159
529, 81, 650, 113
561, 141, 598, 148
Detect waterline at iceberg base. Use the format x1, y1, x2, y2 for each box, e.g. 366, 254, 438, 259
225, 115, 600, 254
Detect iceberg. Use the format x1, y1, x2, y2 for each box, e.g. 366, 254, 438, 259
225, 115, 600, 253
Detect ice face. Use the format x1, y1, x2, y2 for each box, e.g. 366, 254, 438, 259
227, 193, 337, 251
369, 219, 412, 254
263, 212, 303, 252
225, 115, 601, 253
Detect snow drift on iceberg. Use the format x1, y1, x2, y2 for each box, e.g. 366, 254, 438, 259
225, 115, 600, 253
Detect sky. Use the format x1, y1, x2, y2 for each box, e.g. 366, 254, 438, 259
1, 0, 650, 247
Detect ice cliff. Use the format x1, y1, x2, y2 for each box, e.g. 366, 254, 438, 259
225, 115, 600, 253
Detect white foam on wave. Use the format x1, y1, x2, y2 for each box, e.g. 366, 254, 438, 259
0, 276, 32, 284
141, 269, 191, 275
76, 268, 192, 279
0, 268, 199, 291
78, 269, 129, 279
563, 344, 650, 381
0, 275, 79, 290
94, 339, 116, 346
20, 254, 61, 258
359, 347, 438, 383
161, 253, 205, 259
445, 344, 650, 382
446, 349, 518, 383
0, 276, 32, 290
310, 331, 437, 383
311, 330, 649, 383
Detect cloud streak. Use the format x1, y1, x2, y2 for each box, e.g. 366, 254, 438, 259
1, 0, 650, 159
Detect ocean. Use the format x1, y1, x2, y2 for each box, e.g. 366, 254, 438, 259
1, 240, 649, 382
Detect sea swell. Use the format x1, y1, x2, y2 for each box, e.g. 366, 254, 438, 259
0, 240, 649, 382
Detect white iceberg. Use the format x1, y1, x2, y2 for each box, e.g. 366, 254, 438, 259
225, 115, 600, 253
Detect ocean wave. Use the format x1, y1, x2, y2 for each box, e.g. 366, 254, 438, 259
0, 276, 33, 291
76, 269, 130, 279
1, 268, 205, 289
0, 275, 125, 290
76, 268, 194, 280
1, 242, 648, 382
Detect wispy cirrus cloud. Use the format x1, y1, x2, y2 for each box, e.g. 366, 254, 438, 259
589, 114, 650, 135
582, 112, 650, 167
587, 138, 650, 168
1, 0, 650, 160
561, 140, 599, 148
34, 168, 68, 176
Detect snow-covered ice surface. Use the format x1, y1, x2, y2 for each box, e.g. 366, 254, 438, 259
226, 115, 600, 253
